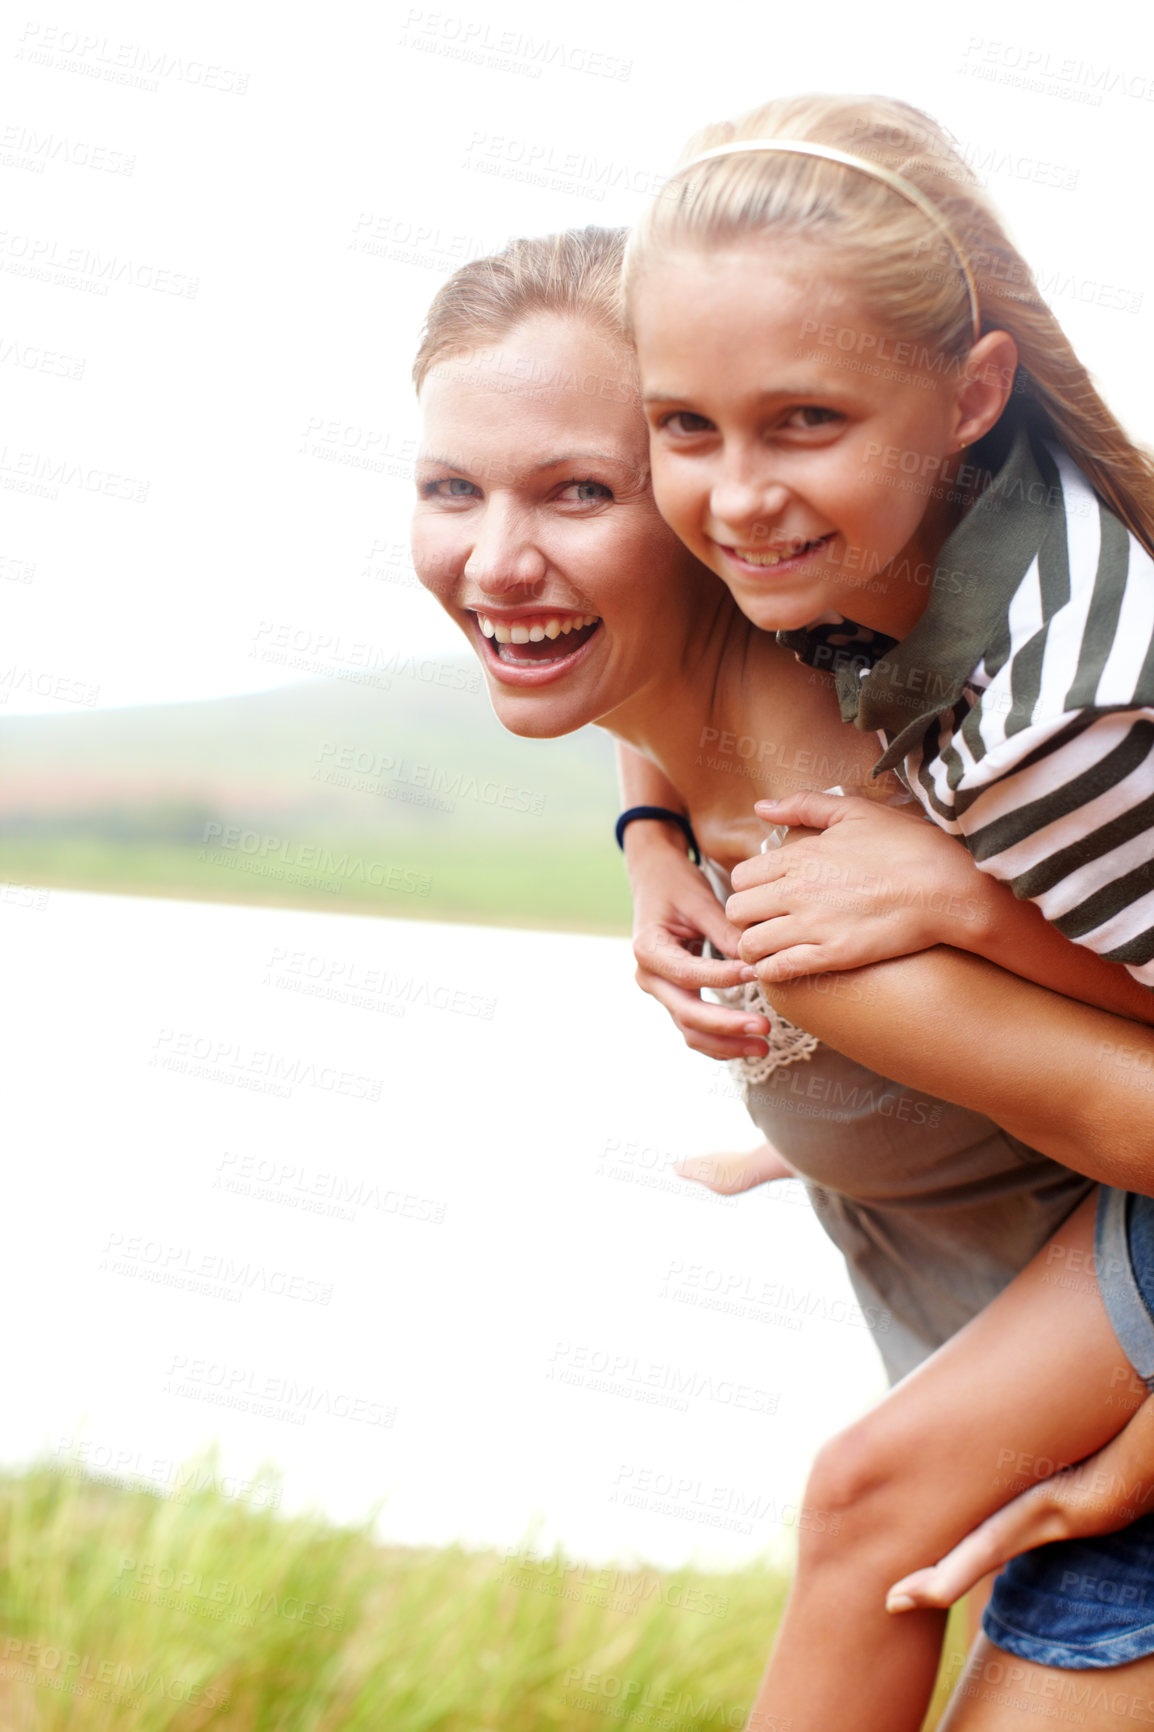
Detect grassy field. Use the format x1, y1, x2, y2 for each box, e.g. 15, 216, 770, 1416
0, 673, 637, 933
0, 1459, 968, 1730
0, 830, 633, 934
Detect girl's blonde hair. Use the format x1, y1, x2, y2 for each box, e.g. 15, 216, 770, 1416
412, 227, 628, 393
625, 93, 1154, 549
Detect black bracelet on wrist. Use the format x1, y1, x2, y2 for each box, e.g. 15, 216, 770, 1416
615, 805, 701, 866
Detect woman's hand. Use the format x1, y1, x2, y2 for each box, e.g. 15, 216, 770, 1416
886, 1394, 1154, 1613
726, 792, 996, 983
624, 822, 769, 1062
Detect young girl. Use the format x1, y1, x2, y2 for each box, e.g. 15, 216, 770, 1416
618, 92, 1154, 1725
412, 226, 1154, 1732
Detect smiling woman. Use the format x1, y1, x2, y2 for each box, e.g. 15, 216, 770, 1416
413, 300, 709, 738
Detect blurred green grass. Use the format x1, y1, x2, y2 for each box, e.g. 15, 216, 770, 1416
0, 676, 634, 932
0, 830, 632, 933
0, 1460, 779, 1731
0, 1459, 968, 1731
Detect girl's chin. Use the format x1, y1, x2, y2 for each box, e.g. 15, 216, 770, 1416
725, 577, 833, 634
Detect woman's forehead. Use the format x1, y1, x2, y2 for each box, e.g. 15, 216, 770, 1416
427, 314, 636, 395
419, 318, 646, 465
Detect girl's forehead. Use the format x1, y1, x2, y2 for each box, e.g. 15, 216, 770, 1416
638, 241, 860, 320
633, 246, 922, 381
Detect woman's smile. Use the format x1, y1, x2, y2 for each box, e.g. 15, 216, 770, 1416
470, 606, 603, 683
413, 314, 708, 735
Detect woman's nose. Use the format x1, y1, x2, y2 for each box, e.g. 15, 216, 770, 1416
463, 508, 547, 594
464, 543, 548, 595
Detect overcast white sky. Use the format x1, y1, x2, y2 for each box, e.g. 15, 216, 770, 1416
2, 0, 1151, 713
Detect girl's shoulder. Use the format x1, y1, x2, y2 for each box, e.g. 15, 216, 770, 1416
972, 433, 1154, 720
1040, 438, 1153, 612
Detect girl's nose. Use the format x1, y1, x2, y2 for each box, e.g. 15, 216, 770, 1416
709, 470, 790, 540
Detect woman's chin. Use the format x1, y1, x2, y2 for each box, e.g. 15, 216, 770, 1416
483, 679, 591, 739
474, 621, 610, 737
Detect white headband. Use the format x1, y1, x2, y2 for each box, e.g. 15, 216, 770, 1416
671, 138, 982, 342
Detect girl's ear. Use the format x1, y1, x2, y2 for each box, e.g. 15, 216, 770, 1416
953, 330, 1019, 449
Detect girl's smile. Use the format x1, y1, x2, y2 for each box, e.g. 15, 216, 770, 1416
633, 247, 987, 639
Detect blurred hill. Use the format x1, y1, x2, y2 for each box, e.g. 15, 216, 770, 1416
0, 671, 633, 931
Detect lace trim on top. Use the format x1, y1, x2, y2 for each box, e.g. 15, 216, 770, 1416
714, 979, 820, 1085
707, 794, 859, 1088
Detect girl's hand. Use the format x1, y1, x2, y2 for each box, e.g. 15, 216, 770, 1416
726, 792, 995, 983
886, 1395, 1154, 1613
624, 823, 768, 1062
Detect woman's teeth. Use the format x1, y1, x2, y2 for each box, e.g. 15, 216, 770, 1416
477, 613, 600, 643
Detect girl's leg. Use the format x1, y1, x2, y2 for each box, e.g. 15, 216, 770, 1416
964, 1574, 997, 1646
745, 1191, 1146, 1732
940, 1637, 1154, 1730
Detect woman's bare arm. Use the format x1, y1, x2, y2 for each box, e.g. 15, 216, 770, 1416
615, 742, 769, 1060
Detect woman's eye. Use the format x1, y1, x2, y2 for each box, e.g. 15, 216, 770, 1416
784, 406, 840, 430
559, 480, 613, 503
423, 477, 479, 499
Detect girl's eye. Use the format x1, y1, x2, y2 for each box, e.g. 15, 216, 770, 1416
660, 411, 714, 436
783, 406, 841, 430
559, 480, 613, 503
423, 477, 479, 499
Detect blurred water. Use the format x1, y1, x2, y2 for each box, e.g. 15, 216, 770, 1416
2, 888, 885, 1569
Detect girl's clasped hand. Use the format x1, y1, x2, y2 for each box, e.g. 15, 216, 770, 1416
726, 791, 989, 981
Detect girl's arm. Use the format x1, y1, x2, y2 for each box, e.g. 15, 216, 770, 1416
614, 743, 770, 1061
729, 791, 1154, 1026
617, 772, 1154, 1183
763, 945, 1154, 1192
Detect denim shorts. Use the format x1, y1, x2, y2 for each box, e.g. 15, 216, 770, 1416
983, 1188, 1154, 1669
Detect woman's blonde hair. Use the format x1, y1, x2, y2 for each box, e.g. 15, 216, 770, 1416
625, 93, 1154, 549
412, 227, 628, 393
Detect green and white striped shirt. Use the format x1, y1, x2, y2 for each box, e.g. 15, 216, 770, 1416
781, 422, 1154, 987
